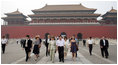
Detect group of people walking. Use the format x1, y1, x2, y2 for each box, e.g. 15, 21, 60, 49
22, 35, 42, 62
83, 37, 109, 58
44, 35, 78, 63
1, 34, 109, 63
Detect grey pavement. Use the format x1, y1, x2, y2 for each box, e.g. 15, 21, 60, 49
1, 39, 117, 64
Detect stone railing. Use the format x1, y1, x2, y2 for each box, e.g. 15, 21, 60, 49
29, 22, 100, 25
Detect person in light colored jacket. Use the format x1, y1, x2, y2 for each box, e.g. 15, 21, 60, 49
64, 36, 69, 59
48, 36, 56, 63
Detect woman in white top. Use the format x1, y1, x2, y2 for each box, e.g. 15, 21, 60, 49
1, 36, 8, 54
87, 37, 94, 55
64, 36, 69, 59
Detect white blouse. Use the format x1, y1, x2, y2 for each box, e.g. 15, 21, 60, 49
87, 39, 94, 44
64, 40, 69, 48
1, 38, 8, 44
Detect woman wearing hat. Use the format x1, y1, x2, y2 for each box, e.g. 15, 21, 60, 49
33, 36, 41, 61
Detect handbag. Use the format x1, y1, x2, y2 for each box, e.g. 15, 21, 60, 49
93, 43, 96, 45
76, 44, 79, 51
38, 44, 41, 48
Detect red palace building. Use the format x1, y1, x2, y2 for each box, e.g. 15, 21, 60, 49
101, 7, 117, 24
29, 4, 100, 24
2, 9, 28, 25
1, 4, 117, 39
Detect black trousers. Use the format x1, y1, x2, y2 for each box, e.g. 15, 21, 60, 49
46, 43, 50, 56
2, 44, 6, 54
83, 42, 86, 46
58, 46, 64, 61
101, 46, 109, 57
89, 44, 93, 55
76, 52, 77, 57
25, 47, 30, 62
20, 43, 23, 47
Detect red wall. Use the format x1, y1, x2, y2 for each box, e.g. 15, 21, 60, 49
1, 25, 117, 39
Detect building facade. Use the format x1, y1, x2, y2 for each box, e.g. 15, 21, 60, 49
101, 7, 117, 24
2, 9, 27, 25
29, 4, 100, 24
1, 25, 117, 39
1, 4, 117, 39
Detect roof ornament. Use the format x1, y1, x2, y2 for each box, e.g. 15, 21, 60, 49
45, 4, 47, 6
17, 8, 19, 11
111, 6, 113, 10
80, 3, 82, 5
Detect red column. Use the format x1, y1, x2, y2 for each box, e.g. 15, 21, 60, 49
60, 19, 62, 23
76, 19, 78, 23
78, 19, 80, 23
46, 19, 48, 23
34, 19, 36, 23
32, 19, 35, 23
73, 19, 75, 23
51, 19, 53, 23
50, 19, 51, 23
58, 19, 60, 23
81, 19, 83, 23
38, 19, 39, 23
58, 19, 59, 23
48, 19, 50, 23
31, 20, 33, 23
37, 19, 38, 23
44, 19, 46, 23
95, 20, 97, 22
79, 19, 80, 23
88, 19, 90, 23
80, 19, 82, 22
89, 19, 91, 23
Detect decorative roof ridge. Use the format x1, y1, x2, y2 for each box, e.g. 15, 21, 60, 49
5, 9, 22, 15
108, 6, 117, 13
32, 3, 97, 12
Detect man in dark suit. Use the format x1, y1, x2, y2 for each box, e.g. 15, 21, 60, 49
23, 35, 33, 62
100, 36, 109, 58
83, 39, 86, 46
45, 35, 51, 56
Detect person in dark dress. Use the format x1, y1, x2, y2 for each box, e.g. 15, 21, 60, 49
70, 36, 78, 61
73, 35, 79, 58
33, 36, 41, 61
45, 35, 51, 56
83, 39, 86, 46
23, 35, 33, 62
100, 36, 109, 58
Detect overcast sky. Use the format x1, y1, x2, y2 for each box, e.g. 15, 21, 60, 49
1, 0, 117, 25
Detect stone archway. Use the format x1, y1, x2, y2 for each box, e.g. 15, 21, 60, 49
5, 33, 9, 39
45, 33, 50, 39
60, 32, 67, 38
77, 33, 83, 40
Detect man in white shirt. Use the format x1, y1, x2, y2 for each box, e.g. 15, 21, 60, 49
87, 37, 94, 55
1, 36, 8, 54
56, 35, 64, 62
